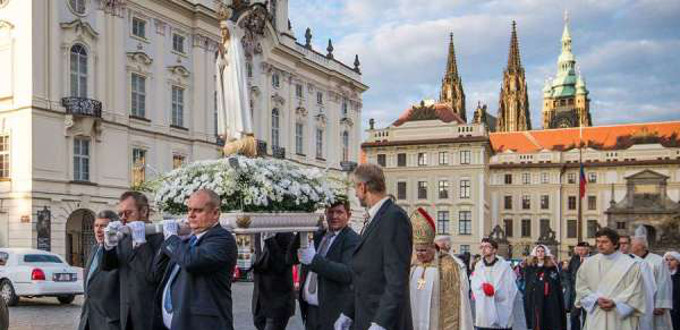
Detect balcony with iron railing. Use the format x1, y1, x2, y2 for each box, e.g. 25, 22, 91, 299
272, 146, 286, 159
61, 97, 103, 118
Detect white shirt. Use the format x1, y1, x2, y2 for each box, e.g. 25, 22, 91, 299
366, 197, 390, 226
162, 230, 209, 328
302, 231, 339, 306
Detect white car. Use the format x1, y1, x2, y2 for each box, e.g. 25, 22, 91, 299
0, 248, 83, 306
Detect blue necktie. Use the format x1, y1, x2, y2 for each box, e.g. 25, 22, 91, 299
164, 235, 197, 313
87, 246, 102, 285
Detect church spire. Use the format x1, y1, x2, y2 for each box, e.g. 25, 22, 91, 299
496, 21, 531, 132
507, 21, 522, 71
439, 33, 466, 122
445, 33, 459, 78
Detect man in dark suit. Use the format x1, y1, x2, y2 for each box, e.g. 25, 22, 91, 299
153, 189, 237, 330
102, 191, 167, 330
568, 241, 590, 330
252, 231, 296, 330
335, 164, 413, 330
78, 210, 121, 330
292, 199, 360, 330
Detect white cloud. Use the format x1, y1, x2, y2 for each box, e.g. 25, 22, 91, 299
289, 0, 680, 130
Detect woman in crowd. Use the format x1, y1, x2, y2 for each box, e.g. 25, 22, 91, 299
524, 245, 566, 330
664, 251, 680, 330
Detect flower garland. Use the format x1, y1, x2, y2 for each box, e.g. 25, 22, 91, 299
149, 156, 344, 215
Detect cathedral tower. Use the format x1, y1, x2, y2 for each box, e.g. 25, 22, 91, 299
440, 33, 466, 122
542, 13, 592, 129
496, 21, 531, 132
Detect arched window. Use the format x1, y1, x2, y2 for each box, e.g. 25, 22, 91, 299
342, 130, 349, 162
271, 108, 280, 148
70, 44, 88, 98
69, 0, 86, 15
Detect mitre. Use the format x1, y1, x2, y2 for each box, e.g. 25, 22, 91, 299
411, 207, 436, 246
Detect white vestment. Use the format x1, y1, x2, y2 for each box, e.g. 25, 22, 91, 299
643, 253, 674, 330
575, 251, 646, 330
632, 254, 657, 330
411, 266, 439, 330
470, 256, 518, 329
409, 254, 474, 330
216, 21, 253, 141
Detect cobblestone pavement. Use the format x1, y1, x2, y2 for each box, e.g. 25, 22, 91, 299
7, 282, 530, 330
7, 282, 304, 330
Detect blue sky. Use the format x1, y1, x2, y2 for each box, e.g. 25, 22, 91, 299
288, 0, 680, 129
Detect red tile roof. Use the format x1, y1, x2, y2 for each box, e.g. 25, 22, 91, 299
489, 121, 680, 153
392, 102, 465, 127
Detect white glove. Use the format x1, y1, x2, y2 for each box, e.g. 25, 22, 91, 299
298, 245, 316, 265
103, 221, 123, 249
368, 323, 386, 330
334, 313, 352, 330
128, 221, 146, 246
262, 232, 276, 241
162, 220, 179, 240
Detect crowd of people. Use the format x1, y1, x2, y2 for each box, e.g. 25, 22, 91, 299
76, 163, 680, 330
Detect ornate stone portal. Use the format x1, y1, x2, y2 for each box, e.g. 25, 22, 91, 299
606, 170, 680, 254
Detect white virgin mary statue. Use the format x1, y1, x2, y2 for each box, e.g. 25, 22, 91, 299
216, 19, 256, 157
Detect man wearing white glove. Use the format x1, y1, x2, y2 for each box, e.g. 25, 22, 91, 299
335, 164, 413, 330
291, 199, 360, 330
152, 189, 237, 329
100, 191, 168, 330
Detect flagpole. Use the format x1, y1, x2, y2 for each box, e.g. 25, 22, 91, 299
577, 126, 584, 243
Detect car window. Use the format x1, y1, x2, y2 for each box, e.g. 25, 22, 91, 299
23, 254, 63, 263
0, 252, 8, 266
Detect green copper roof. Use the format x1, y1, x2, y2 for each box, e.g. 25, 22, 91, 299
545, 13, 587, 99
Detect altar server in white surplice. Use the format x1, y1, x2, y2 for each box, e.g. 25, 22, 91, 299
409, 208, 474, 330
575, 227, 646, 330
470, 238, 517, 330
631, 226, 674, 330
620, 234, 658, 330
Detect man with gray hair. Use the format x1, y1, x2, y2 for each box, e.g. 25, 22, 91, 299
335, 164, 413, 330
434, 235, 452, 254
631, 226, 673, 330
78, 210, 121, 330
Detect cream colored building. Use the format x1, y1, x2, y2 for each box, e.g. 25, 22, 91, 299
363, 101, 492, 255
364, 117, 680, 256
0, 0, 366, 266
489, 123, 680, 258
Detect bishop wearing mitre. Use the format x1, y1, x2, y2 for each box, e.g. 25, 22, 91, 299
409, 208, 474, 330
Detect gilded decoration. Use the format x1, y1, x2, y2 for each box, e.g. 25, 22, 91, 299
438, 254, 461, 330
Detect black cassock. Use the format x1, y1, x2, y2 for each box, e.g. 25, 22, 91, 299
671, 272, 679, 330
524, 264, 567, 330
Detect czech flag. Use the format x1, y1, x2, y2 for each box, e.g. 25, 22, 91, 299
579, 163, 587, 198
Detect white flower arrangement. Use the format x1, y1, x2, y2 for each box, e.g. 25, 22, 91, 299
150, 156, 344, 215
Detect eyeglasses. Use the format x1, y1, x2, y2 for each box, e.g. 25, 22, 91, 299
118, 210, 137, 218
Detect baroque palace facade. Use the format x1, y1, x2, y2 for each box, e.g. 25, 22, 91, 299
362, 19, 680, 257
0, 0, 366, 266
